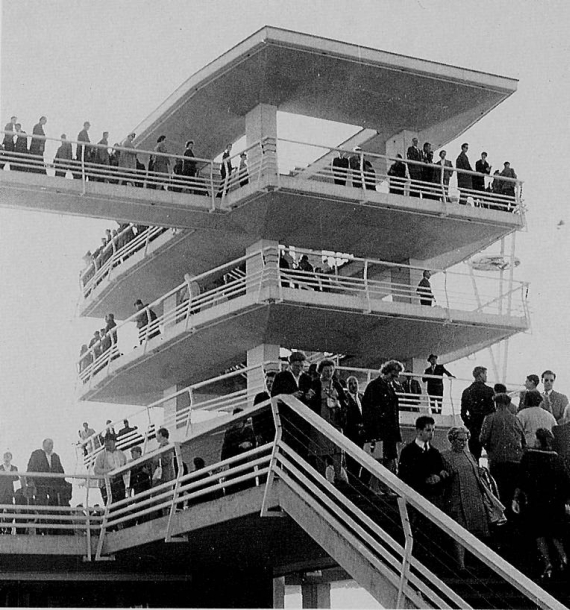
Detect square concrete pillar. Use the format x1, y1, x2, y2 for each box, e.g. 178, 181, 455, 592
246, 239, 280, 296
247, 343, 280, 398
245, 104, 278, 181
301, 582, 331, 609
273, 576, 286, 609
162, 384, 191, 430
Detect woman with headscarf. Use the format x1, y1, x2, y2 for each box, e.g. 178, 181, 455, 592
513, 428, 570, 580
441, 426, 490, 570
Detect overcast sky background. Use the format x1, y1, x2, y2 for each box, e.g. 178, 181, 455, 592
0, 4, 569, 597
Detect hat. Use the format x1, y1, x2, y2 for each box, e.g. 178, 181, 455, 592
427, 354, 438, 361
353, 146, 362, 151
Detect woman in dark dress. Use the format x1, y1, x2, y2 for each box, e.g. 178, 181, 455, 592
513, 428, 570, 580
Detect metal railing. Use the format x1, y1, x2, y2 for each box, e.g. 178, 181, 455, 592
278, 137, 524, 214
80, 225, 172, 298
77, 362, 272, 467
71, 398, 562, 608
77, 246, 528, 386
0, 130, 271, 211
1, 130, 523, 221
0, 470, 104, 560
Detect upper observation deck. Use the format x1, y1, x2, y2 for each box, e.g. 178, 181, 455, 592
132, 26, 518, 158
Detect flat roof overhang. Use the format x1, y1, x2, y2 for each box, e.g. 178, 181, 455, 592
132, 26, 517, 157
79, 293, 528, 405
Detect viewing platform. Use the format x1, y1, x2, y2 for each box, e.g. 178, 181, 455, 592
77, 246, 529, 405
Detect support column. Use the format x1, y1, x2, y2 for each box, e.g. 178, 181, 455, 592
301, 582, 331, 609
245, 104, 278, 182
162, 384, 191, 431
247, 344, 280, 399
273, 576, 286, 609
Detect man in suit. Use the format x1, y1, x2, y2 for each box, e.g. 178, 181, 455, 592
271, 351, 313, 459
541, 370, 570, 424
74, 121, 91, 179
417, 270, 434, 306
455, 142, 473, 204
406, 137, 423, 195
423, 354, 455, 414
26, 439, 66, 510
332, 150, 349, 186
473, 151, 491, 192
344, 376, 365, 481
398, 416, 447, 505
2, 115, 17, 153
29, 115, 47, 173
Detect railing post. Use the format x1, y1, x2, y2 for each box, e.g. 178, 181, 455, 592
85, 475, 92, 561
209, 161, 216, 211
396, 497, 414, 609
363, 260, 371, 313
261, 399, 283, 517
165, 444, 184, 542
95, 475, 112, 561
81, 146, 87, 195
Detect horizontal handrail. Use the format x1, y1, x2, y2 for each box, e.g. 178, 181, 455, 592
275, 394, 560, 610
78, 245, 528, 384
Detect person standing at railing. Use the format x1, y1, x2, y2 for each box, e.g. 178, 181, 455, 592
387, 154, 408, 195
119, 132, 137, 186
134, 299, 160, 344
423, 354, 455, 414
74, 121, 92, 179
0, 452, 19, 534
362, 360, 405, 478
435, 150, 453, 202
332, 150, 349, 186
473, 152, 491, 196
28, 116, 47, 174
150, 135, 170, 190
417, 270, 435, 306
217, 143, 233, 197
13, 124, 28, 172
455, 142, 473, 205
421, 142, 436, 200
93, 435, 127, 505
498, 162, 517, 210
348, 146, 364, 189
2, 115, 17, 154
406, 137, 423, 197
238, 152, 248, 187
91, 131, 110, 182
78, 422, 97, 457
25, 439, 66, 529
182, 140, 198, 192
54, 134, 73, 178
460, 366, 495, 462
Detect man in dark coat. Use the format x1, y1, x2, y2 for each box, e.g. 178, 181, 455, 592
349, 147, 363, 189
460, 366, 495, 461
28, 116, 47, 173
473, 151, 491, 192
406, 137, 423, 195
134, 299, 160, 343
74, 121, 92, 179
455, 142, 473, 204
423, 354, 455, 414
3, 115, 17, 153
13, 124, 28, 172
362, 360, 404, 474
26, 439, 65, 508
344, 376, 366, 481
417, 270, 434, 306
332, 151, 349, 186
387, 154, 408, 195
271, 352, 313, 459
398, 416, 447, 505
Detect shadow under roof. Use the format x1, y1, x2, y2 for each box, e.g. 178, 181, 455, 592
132, 26, 518, 157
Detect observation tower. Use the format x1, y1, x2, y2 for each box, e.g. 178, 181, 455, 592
0, 28, 558, 610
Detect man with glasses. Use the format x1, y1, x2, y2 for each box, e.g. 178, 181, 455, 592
541, 370, 569, 424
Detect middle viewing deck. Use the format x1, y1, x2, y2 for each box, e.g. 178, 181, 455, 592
77, 247, 529, 405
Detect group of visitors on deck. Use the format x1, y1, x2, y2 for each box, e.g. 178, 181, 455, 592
1, 115, 249, 194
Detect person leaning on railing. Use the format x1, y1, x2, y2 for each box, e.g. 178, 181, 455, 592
93, 435, 127, 506
54, 134, 74, 178
28, 116, 47, 174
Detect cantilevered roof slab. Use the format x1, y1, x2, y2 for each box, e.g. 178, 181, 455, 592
133, 26, 517, 156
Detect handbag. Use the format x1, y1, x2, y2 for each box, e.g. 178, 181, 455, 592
152, 458, 163, 481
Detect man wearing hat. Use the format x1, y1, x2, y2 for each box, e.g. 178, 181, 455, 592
422, 355, 455, 414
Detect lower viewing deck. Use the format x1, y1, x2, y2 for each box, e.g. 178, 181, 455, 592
0, 398, 564, 609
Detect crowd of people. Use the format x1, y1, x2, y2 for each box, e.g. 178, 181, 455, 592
251, 352, 570, 581
331, 139, 519, 211
81, 223, 169, 291
1, 116, 249, 194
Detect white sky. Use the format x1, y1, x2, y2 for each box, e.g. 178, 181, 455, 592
1, 0, 570, 561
